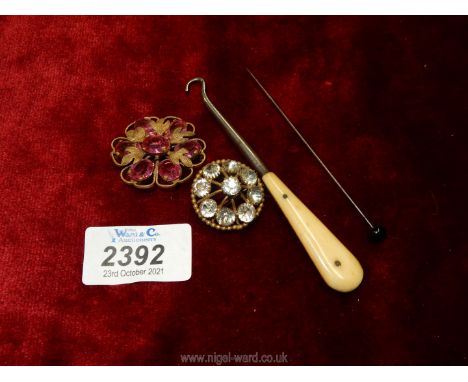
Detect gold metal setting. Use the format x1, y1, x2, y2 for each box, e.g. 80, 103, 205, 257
191, 159, 265, 231
111, 116, 207, 189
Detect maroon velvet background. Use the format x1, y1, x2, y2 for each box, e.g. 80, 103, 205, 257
0, 16, 467, 365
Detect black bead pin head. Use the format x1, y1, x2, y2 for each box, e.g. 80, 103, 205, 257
369, 225, 387, 243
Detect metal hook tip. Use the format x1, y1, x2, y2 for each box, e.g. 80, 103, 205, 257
185, 77, 205, 93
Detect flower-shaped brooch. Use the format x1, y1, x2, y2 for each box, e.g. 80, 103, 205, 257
111, 116, 206, 189
191, 159, 265, 230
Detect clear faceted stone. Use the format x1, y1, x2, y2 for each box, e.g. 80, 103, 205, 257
221, 176, 241, 196
202, 163, 221, 179
237, 203, 256, 223
247, 186, 264, 205
216, 207, 236, 226
199, 199, 217, 218
223, 160, 240, 175
239, 167, 258, 186
192, 178, 211, 198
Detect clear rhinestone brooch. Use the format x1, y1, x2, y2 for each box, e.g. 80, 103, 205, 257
191, 159, 265, 230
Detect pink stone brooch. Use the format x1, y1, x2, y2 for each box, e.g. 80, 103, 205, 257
111, 116, 206, 189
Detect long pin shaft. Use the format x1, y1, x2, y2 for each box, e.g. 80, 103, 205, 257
186, 77, 365, 291
247, 69, 385, 240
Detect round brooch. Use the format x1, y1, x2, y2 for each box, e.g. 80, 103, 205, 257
191, 159, 265, 230
111, 116, 206, 189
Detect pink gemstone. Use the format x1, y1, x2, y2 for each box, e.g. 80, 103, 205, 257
127, 159, 155, 181
141, 134, 170, 155
134, 118, 156, 135
158, 159, 182, 182
176, 139, 202, 159
114, 140, 132, 158
171, 118, 187, 130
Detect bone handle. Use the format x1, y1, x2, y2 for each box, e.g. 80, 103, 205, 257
262, 172, 363, 292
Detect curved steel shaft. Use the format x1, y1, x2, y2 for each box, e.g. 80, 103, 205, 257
185, 77, 269, 176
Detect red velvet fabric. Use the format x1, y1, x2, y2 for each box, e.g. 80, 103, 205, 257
0, 16, 466, 365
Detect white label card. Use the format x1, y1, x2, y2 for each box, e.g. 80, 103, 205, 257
83, 224, 191, 285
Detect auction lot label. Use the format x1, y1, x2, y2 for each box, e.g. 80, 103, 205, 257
83, 224, 191, 285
